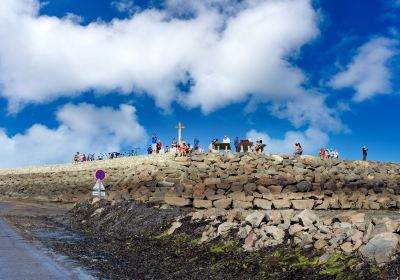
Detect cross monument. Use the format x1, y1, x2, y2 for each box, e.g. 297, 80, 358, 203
175, 122, 185, 145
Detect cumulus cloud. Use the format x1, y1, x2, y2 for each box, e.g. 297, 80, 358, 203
0, 0, 343, 131
111, 0, 137, 14
246, 127, 329, 155
330, 37, 398, 102
0, 103, 146, 167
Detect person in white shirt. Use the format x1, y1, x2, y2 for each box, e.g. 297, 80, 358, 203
222, 135, 231, 144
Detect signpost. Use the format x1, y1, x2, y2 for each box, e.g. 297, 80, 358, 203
92, 169, 106, 198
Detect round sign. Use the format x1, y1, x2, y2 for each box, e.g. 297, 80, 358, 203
95, 170, 106, 181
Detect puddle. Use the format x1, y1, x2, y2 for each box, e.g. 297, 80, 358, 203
31, 227, 85, 242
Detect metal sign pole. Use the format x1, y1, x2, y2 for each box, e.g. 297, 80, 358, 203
97, 179, 101, 198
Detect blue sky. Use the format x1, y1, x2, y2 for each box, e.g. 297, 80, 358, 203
0, 0, 399, 167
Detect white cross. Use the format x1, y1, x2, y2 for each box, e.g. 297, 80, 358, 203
175, 122, 185, 145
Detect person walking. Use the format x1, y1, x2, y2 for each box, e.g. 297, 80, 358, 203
362, 145, 368, 161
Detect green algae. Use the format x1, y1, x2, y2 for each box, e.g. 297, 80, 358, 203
209, 240, 238, 253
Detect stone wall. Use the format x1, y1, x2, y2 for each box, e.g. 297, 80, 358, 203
0, 153, 400, 210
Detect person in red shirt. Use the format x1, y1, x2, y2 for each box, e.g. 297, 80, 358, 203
319, 148, 326, 159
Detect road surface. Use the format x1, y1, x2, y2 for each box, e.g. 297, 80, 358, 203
0, 203, 96, 280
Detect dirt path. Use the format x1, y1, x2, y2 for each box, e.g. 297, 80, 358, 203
0, 201, 96, 280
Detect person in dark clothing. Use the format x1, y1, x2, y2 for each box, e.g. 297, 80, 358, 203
260, 140, 266, 153
362, 145, 368, 161
234, 136, 239, 152
147, 145, 153, 155
194, 137, 199, 151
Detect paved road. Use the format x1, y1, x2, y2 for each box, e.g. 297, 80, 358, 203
0, 203, 96, 280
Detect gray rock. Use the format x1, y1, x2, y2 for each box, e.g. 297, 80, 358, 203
164, 196, 191, 207
289, 224, 306, 236
193, 199, 212, 209
265, 210, 282, 225
272, 199, 291, 209
245, 211, 265, 227
228, 191, 246, 201
217, 222, 237, 235
213, 198, 233, 209
292, 209, 318, 228
296, 181, 312, 192
204, 178, 222, 186
244, 183, 257, 193
291, 199, 315, 210
253, 198, 272, 210
167, 221, 182, 235
264, 226, 285, 240
360, 233, 400, 264
363, 222, 373, 243
233, 200, 253, 209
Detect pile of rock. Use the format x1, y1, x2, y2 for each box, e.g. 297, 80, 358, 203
2, 152, 400, 208
181, 208, 400, 264
129, 153, 400, 211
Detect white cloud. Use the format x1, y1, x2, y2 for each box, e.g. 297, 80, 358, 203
111, 0, 137, 14
268, 93, 346, 132
330, 37, 398, 102
0, 103, 146, 167
246, 127, 329, 155
0, 0, 343, 131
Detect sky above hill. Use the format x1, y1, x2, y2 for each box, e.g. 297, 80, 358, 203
0, 0, 399, 167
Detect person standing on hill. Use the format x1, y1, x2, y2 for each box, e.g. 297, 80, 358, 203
234, 136, 239, 152
362, 145, 368, 161
223, 135, 231, 144
194, 137, 199, 151
151, 133, 158, 154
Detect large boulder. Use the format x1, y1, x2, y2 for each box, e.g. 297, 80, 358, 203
360, 233, 400, 264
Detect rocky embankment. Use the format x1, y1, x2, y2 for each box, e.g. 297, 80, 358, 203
178, 207, 400, 265
1, 153, 400, 211
55, 199, 400, 279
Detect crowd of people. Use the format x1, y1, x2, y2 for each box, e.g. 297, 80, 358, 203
73, 152, 94, 162
319, 148, 340, 159
146, 133, 370, 161
74, 132, 369, 162
147, 133, 371, 162
73, 150, 139, 163
147, 134, 203, 157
